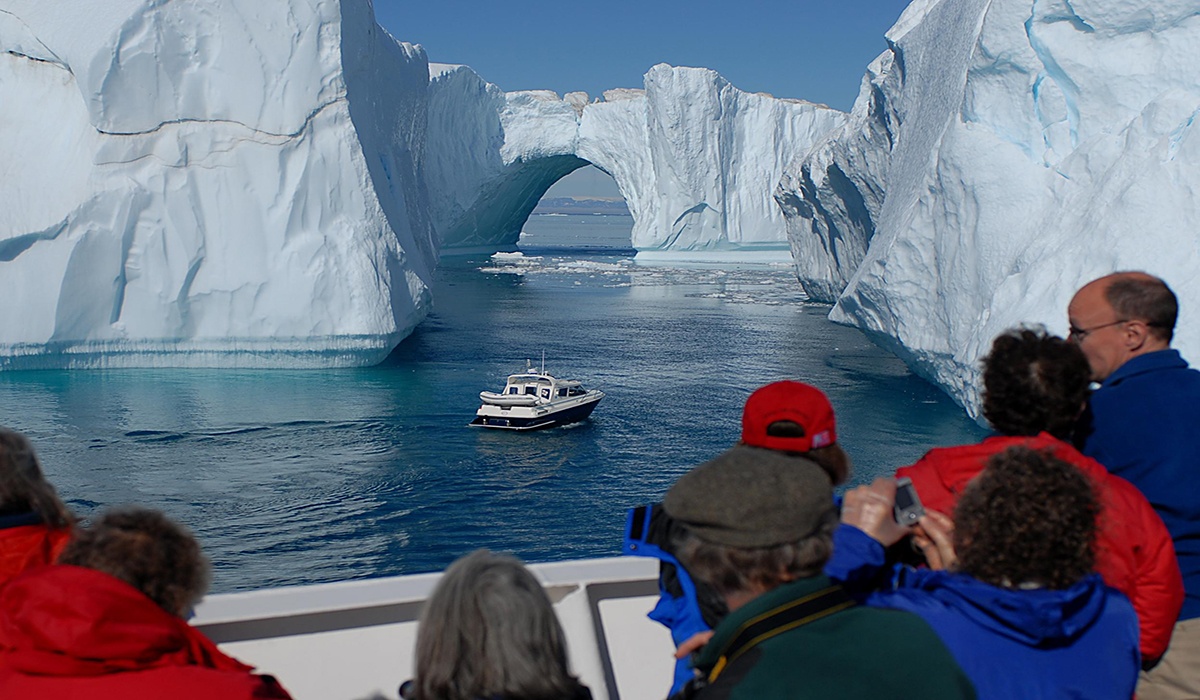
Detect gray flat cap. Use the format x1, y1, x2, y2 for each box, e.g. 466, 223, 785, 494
663, 444, 834, 547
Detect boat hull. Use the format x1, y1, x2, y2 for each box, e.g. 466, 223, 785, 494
470, 392, 603, 430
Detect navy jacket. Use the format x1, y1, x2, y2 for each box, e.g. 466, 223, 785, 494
827, 526, 1140, 700
1076, 348, 1200, 620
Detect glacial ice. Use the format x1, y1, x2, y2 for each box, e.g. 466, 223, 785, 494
0, 0, 437, 369
9, 0, 1196, 413
2, 0, 844, 372
428, 63, 844, 255
777, 0, 1200, 414
0, 0, 845, 370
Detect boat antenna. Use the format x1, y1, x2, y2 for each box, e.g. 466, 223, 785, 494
541, 350, 546, 374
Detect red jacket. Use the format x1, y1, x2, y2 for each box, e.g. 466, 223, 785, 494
0, 565, 292, 699
896, 433, 1183, 662
0, 520, 71, 584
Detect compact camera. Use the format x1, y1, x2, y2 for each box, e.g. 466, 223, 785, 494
893, 477, 925, 526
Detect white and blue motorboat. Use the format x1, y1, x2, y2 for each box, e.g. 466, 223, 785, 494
470, 360, 604, 430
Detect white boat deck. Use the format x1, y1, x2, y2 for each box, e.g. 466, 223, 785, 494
193, 556, 675, 700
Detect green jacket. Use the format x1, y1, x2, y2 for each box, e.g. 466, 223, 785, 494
690, 576, 976, 700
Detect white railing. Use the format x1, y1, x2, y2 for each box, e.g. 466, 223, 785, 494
193, 556, 675, 700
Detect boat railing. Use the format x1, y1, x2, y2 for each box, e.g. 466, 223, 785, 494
193, 556, 672, 700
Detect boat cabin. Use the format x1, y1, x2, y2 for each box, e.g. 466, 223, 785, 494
503, 373, 554, 401
502, 373, 591, 402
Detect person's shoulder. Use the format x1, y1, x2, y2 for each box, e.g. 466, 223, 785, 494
899, 442, 1001, 482
1095, 468, 1156, 510
1105, 350, 1200, 388
1089, 578, 1141, 640
825, 606, 976, 695
834, 598, 952, 637
137, 666, 293, 699
1, 665, 294, 700
897, 440, 1011, 504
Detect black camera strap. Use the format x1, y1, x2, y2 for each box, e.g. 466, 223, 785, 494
706, 583, 855, 682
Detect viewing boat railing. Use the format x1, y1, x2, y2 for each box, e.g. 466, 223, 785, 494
193, 556, 673, 700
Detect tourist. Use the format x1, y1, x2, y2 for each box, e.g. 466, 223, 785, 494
624, 380, 851, 695
737, 379, 851, 485
665, 445, 975, 699
0, 507, 293, 699
832, 447, 1139, 698
894, 326, 1181, 662
1069, 271, 1200, 696
0, 427, 73, 584
401, 549, 591, 700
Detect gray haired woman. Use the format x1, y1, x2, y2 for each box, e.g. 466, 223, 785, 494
402, 549, 591, 700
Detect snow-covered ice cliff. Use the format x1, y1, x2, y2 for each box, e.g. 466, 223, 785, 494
778, 0, 1200, 414
428, 63, 845, 254
0, 0, 437, 368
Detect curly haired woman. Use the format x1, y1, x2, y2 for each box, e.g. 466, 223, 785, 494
830, 447, 1139, 699
894, 327, 1181, 664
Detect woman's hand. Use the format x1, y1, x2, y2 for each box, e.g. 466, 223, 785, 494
840, 478, 913, 547
912, 510, 957, 571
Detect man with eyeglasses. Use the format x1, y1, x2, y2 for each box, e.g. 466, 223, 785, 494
1070, 271, 1200, 700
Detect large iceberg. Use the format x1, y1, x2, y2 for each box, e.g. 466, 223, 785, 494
18, 0, 1195, 402
0, 0, 437, 369
0, 0, 845, 369
427, 63, 844, 255
778, 0, 1200, 414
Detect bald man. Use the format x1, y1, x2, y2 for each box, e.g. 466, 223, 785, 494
1070, 272, 1200, 699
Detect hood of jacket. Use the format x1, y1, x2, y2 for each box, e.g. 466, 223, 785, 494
0, 565, 250, 677
905, 568, 1112, 646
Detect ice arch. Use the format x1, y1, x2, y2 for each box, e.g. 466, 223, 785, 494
426, 63, 844, 256
0, 0, 843, 371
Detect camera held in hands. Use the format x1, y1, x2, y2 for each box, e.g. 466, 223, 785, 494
893, 477, 925, 527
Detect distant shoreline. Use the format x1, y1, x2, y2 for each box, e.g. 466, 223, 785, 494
532, 197, 630, 216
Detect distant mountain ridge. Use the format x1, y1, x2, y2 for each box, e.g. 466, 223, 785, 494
532, 197, 630, 215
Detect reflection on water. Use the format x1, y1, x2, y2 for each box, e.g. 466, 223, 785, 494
0, 252, 986, 592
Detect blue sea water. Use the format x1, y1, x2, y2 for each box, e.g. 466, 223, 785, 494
0, 215, 986, 593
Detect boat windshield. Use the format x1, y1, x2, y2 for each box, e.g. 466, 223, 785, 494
504, 374, 553, 396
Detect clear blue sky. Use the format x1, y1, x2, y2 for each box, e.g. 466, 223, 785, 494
373, 0, 913, 112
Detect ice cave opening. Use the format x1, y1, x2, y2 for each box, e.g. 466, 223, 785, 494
516, 165, 634, 253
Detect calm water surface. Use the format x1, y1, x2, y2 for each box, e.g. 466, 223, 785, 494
0, 217, 986, 592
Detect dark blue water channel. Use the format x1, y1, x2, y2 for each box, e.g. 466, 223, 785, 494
0, 240, 986, 593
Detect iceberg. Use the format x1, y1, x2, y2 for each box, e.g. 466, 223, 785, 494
0, 0, 844, 369
21, 0, 1195, 407
0, 0, 437, 369
428, 63, 845, 255
777, 0, 1200, 415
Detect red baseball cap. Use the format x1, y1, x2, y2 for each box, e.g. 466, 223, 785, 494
741, 381, 837, 453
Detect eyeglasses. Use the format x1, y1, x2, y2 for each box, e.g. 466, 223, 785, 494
1068, 319, 1129, 341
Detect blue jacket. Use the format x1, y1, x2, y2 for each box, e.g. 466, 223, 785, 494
1077, 348, 1200, 620
827, 526, 1140, 700
623, 505, 720, 696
